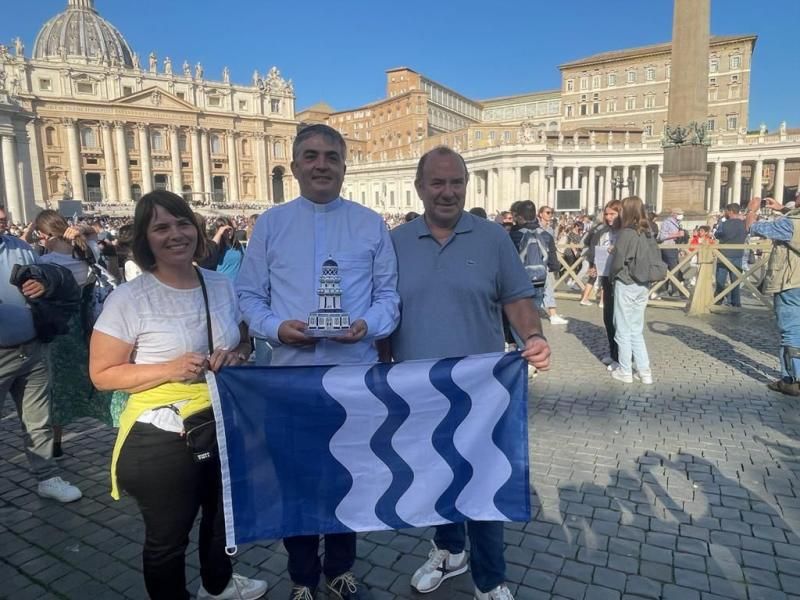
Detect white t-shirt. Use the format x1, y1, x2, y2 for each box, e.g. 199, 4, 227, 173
124, 260, 142, 282
94, 269, 241, 365
38, 251, 92, 287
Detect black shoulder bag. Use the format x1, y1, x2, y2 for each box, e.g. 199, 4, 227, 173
183, 267, 218, 463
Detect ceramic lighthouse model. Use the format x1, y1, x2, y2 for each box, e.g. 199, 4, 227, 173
307, 256, 351, 337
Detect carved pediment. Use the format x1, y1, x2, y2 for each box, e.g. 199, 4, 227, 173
113, 86, 197, 112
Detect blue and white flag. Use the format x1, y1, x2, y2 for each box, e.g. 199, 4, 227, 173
209, 351, 530, 550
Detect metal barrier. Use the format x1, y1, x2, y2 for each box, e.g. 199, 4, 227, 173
552, 241, 774, 314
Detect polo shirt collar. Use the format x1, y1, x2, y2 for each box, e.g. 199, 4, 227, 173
299, 196, 343, 212
415, 211, 474, 238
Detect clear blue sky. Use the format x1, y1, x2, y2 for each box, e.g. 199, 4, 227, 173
4, 0, 798, 129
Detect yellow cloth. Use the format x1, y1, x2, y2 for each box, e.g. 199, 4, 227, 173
110, 382, 210, 499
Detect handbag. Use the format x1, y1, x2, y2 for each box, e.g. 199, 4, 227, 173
183, 267, 217, 463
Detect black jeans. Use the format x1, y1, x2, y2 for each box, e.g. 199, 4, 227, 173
117, 423, 232, 600
284, 533, 356, 588
601, 277, 618, 362
660, 249, 684, 295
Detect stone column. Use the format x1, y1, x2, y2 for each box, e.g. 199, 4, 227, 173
1, 134, 23, 222
774, 158, 785, 202
731, 160, 742, 205
63, 118, 85, 200
226, 131, 239, 203
528, 169, 537, 201
640, 164, 648, 204
605, 166, 613, 203
597, 173, 605, 209
170, 126, 183, 194
190, 127, 203, 197
137, 124, 153, 194
538, 167, 547, 203
622, 165, 630, 197
114, 122, 132, 202
551, 166, 560, 206
255, 133, 269, 201
587, 166, 596, 213
200, 129, 213, 200
711, 160, 722, 211
100, 122, 118, 202
656, 166, 664, 213
512, 166, 520, 201
751, 159, 763, 200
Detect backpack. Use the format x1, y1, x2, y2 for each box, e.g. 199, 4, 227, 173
80, 260, 117, 337
630, 231, 668, 285
518, 226, 549, 287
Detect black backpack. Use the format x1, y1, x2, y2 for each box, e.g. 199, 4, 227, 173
630, 231, 668, 285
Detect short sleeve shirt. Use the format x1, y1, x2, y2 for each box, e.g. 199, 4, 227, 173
390, 212, 534, 361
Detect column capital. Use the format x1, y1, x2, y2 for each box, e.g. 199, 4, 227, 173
136, 122, 149, 132
253, 131, 266, 140
99, 120, 113, 130
61, 117, 78, 127
112, 120, 127, 129
166, 124, 179, 134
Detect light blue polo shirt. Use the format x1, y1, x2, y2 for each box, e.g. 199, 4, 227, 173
390, 212, 534, 361
0, 235, 38, 346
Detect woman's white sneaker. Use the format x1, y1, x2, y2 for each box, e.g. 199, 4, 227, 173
475, 584, 515, 599
37, 477, 82, 503
634, 371, 654, 385
411, 542, 468, 593
197, 573, 268, 599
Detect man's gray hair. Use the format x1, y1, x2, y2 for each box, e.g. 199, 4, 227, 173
415, 146, 468, 183
293, 124, 347, 160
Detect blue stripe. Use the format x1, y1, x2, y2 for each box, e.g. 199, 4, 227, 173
429, 357, 471, 522
215, 365, 352, 542
492, 352, 531, 521
363, 363, 414, 530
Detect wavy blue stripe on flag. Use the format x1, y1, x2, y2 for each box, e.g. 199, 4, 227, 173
209, 351, 531, 549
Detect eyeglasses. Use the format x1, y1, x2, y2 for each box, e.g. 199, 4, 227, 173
543, 211, 553, 215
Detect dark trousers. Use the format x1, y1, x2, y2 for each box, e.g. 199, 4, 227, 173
600, 277, 618, 361
661, 249, 683, 295
435, 521, 505, 593
117, 423, 232, 600
715, 263, 742, 307
284, 533, 356, 588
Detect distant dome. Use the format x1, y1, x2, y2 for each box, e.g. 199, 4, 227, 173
33, 0, 134, 67
323, 257, 338, 267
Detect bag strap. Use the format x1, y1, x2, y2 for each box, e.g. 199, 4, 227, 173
194, 266, 214, 354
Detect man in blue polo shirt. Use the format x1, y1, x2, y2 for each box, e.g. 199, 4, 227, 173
389, 147, 551, 600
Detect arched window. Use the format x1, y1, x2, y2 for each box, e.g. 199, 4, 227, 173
210, 134, 222, 155
241, 138, 250, 157
45, 127, 57, 146
81, 127, 97, 148
273, 141, 284, 159
151, 130, 164, 152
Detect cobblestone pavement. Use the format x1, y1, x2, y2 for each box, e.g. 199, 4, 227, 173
2, 300, 799, 600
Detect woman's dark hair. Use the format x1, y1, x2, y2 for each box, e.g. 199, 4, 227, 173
210, 216, 241, 250
620, 196, 650, 234
132, 190, 207, 271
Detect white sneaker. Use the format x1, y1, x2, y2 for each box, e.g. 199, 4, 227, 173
579, 299, 593, 306
198, 573, 268, 599
634, 371, 654, 385
475, 584, 515, 600
606, 361, 620, 371
549, 315, 569, 325
598, 301, 604, 308
37, 477, 82, 503
411, 542, 468, 593
610, 368, 633, 384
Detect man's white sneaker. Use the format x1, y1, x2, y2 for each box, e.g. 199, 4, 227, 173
610, 368, 633, 384
549, 315, 569, 325
579, 299, 593, 306
634, 371, 654, 385
37, 477, 82, 503
410, 542, 468, 593
197, 573, 268, 599
475, 584, 515, 600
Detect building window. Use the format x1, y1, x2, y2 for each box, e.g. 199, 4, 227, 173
405, 190, 412, 206
593, 102, 600, 114
565, 105, 574, 117
579, 104, 587, 116
580, 77, 588, 91
273, 141, 284, 159
126, 131, 136, 151
626, 70, 636, 83
709, 88, 718, 101
730, 74, 740, 83
727, 115, 738, 130
666, 64, 671, 79
730, 85, 740, 99
123, 85, 133, 96
592, 75, 601, 89
503, 130, 511, 142
179, 134, 187, 152
710, 77, 717, 87
607, 73, 617, 86
625, 97, 635, 110
76, 81, 94, 95
208, 96, 221, 108
151, 130, 164, 152
607, 99, 617, 113
730, 55, 741, 70
80, 127, 97, 148
474, 130, 482, 140
39, 78, 52, 91
710, 59, 719, 73
45, 127, 57, 146
176, 91, 185, 100
645, 95, 655, 109
644, 125, 653, 136
210, 134, 222, 154
238, 100, 248, 111
645, 67, 656, 81
241, 138, 250, 157
271, 99, 281, 113
707, 119, 715, 131
489, 131, 496, 141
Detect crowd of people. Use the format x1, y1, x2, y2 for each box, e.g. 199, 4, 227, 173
1, 122, 798, 600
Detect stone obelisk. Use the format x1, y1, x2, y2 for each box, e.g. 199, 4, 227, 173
660, 0, 711, 215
